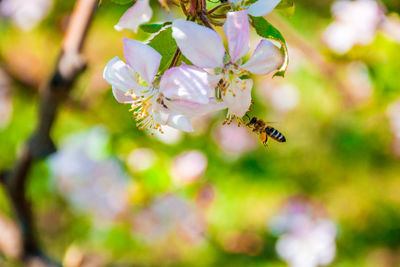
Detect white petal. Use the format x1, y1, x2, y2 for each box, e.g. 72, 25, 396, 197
159, 64, 210, 104
241, 39, 283, 75
247, 0, 281, 17
172, 19, 225, 68
223, 11, 250, 63
112, 86, 134, 103
103, 57, 146, 103
166, 97, 226, 117
123, 38, 161, 84
166, 112, 194, 132
222, 78, 253, 117
114, 0, 153, 33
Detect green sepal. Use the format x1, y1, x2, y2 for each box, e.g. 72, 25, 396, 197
98, 0, 133, 6
139, 22, 172, 33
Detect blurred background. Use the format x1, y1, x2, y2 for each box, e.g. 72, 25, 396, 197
1, 0, 400, 266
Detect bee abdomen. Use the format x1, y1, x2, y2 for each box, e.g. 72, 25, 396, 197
265, 126, 286, 142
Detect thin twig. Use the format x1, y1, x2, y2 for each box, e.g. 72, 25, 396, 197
1, 0, 98, 265
207, 3, 228, 14
169, 48, 182, 68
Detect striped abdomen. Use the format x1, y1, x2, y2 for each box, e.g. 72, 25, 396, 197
265, 126, 286, 142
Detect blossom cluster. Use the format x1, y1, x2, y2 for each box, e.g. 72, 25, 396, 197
104, 0, 286, 134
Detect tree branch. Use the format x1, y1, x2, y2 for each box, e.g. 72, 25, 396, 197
1, 0, 98, 265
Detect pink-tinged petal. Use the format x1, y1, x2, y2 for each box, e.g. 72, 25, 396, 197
114, 0, 153, 33
247, 0, 280, 17
103, 57, 146, 103
160, 64, 210, 104
223, 11, 250, 63
123, 38, 161, 84
166, 97, 226, 117
166, 112, 194, 132
112, 87, 134, 103
172, 19, 225, 68
222, 78, 253, 117
241, 39, 283, 75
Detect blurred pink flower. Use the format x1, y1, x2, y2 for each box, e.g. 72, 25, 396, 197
270, 197, 337, 267
48, 127, 131, 221
0, 214, 22, 258
0, 69, 13, 129
127, 148, 157, 172
172, 12, 283, 118
214, 123, 257, 155
0, 0, 52, 31
344, 61, 373, 104
381, 14, 400, 44
322, 0, 385, 54
133, 194, 206, 244
170, 150, 208, 185
114, 0, 152, 33
196, 184, 215, 209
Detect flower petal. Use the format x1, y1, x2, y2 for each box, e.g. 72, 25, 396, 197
160, 64, 210, 104
172, 19, 225, 68
241, 39, 283, 75
123, 38, 161, 84
247, 0, 280, 17
114, 0, 153, 33
103, 57, 146, 103
223, 11, 250, 63
222, 78, 253, 117
166, 112, 194, 132
166, 97, 226, 117
112, 86, 134, 103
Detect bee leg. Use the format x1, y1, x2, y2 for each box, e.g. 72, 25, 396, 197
259, 132, 268, 146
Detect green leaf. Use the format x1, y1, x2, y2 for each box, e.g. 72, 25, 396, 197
276, 0, 294, 9
110, 0, 134, 4
276, 0, 295, 17
146, 26, 178, 73
139, 22, 172, 33
98, 0, 133, 6
250, 16, 289, 77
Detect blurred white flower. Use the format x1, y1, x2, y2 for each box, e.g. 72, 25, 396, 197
270, 197, 337, 267
265, 83, 300, 114
214, 123, 256, 156
170, 150, 207, 185
133, 194, 206, 244
0, 0, 52, 31
322, 0, 384, 54
48, 127, 131, 221
155, 125, 183, 145
0, 69, 13, 129
127, 148, 157, 172
344, 61, 373, 104
387, 100, 400, 157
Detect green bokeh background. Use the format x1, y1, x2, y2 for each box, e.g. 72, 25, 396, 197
1, 0, 400, 266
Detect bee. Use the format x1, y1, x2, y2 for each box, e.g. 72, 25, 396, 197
246, 117, 286, 145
